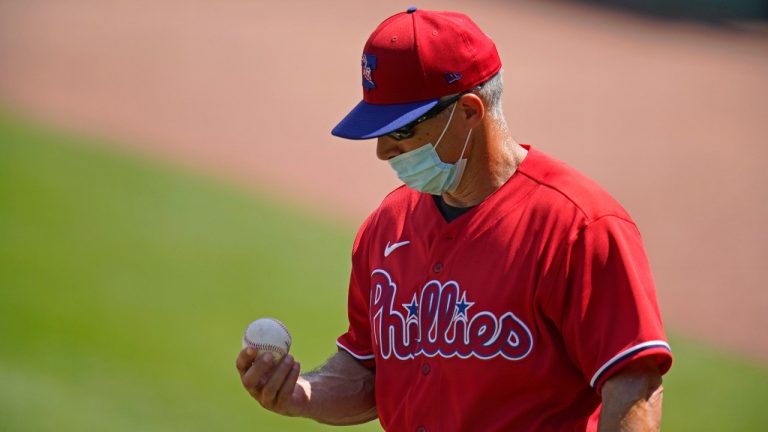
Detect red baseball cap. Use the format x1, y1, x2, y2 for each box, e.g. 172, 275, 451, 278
332, 7, 502, 140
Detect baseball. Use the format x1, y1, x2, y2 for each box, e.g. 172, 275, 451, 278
242, 318, 292, 362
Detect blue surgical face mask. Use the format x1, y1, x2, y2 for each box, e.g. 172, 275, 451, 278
388, 103, 473, 195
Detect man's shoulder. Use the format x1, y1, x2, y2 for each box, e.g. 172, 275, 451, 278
518, 147, 633, 223
372, 184, 422, 218
355, 185, 420, 233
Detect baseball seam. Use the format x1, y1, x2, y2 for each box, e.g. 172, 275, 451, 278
272, 319, 292, 345
243, 337, 288, 355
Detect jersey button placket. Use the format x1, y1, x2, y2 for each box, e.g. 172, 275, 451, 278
431, 228, 455, 274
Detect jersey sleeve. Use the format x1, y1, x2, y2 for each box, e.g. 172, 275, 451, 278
543, 215, 673, 393
336, 211, 377, 366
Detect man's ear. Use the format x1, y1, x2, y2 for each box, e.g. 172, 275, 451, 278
458, 93, 485, 128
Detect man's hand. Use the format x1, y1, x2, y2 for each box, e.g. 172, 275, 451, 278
599, 359, 664, 431
236, 349, 377, 425
236, 348, 309, 417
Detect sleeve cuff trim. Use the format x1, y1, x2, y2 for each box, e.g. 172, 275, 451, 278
336, 341, 375, 360
590, 340, 671, 388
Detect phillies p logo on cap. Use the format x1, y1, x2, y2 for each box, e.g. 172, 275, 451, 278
362, 53, 377, 89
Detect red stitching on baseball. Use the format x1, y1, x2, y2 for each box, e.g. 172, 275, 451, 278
244, 337, 288, 355
270, 319, 292, 345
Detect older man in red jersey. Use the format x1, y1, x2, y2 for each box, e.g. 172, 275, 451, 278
236, 7, 672, 431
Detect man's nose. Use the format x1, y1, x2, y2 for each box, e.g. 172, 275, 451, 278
376, 136, 401, 161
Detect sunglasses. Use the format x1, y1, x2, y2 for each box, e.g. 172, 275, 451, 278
387, 91, 470, 141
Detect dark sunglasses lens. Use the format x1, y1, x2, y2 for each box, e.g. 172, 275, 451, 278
389, 125, 414, 140
387, 94, 463, 140
391, 131, 409, 140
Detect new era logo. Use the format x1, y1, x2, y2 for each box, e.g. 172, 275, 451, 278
445, 72, 463, 84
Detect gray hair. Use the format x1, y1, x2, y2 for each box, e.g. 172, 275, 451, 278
437, 70, 505, 121
476, 70, 504, 120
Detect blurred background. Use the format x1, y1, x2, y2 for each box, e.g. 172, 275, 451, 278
1, 0, 767, 430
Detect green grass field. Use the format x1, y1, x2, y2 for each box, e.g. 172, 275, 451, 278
1, 112, 766, 431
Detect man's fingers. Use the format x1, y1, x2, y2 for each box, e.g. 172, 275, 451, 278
242, 352, 275, 392
276, 361, 301, 406
237, 350, 301, 415
236, 348, 259, 375
260, 355, 295, 405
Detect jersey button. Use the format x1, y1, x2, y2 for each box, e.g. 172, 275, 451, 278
421, 363, 431, 375
432, 262, 443, 273
416, 427, 426, 432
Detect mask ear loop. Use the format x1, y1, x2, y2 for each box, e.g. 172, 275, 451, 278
445, 128, 474, 193
433, 102, 459, 150
458, 129, 472, 160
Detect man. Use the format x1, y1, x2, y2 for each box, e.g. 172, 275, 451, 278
236, 8, 672, 431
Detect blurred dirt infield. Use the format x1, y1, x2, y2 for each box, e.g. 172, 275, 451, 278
1, 0, 767, 361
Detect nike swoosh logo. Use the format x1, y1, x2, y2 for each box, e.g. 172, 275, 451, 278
384, 240, 410, 257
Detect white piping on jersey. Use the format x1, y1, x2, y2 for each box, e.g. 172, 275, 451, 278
336, 340, 375, 360
384, 240, 411, 257
589, 340, 671, 388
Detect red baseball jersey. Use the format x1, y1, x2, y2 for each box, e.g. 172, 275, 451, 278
337, 145, 672, 431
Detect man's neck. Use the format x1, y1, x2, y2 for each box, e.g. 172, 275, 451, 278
441, 125, 527, 208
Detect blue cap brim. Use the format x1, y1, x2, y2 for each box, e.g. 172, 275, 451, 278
332, 99, 439, 140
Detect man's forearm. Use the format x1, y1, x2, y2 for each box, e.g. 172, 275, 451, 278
299, 350, 378, 425
599, 362, 663, 431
